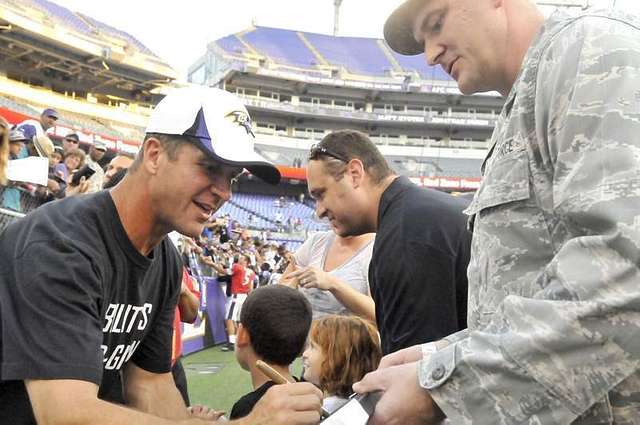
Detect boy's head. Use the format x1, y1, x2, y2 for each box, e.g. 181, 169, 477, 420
235, 285, 312, 369
49, 147, 63, 167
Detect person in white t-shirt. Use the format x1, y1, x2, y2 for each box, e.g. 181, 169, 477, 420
281, 229, 375, 321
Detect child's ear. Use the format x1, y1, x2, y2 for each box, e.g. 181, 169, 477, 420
236, 324, 251, 347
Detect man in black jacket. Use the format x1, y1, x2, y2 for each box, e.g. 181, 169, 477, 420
306, 129, 470, 354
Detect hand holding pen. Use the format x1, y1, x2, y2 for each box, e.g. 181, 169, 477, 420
256, 360, 331, 420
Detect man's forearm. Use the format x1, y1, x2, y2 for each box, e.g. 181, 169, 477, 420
25, 380, 205, 425
127, 377, 189, 420
179, 290, 200, 323
84, 399, 204, 425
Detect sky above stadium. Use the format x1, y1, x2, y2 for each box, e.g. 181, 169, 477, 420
53, 0, 638, 81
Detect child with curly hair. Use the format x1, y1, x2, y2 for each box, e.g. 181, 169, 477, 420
302, 315, 381, 413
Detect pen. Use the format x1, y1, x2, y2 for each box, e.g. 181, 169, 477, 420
255, 360, 331, 420
256, 360, 288, 384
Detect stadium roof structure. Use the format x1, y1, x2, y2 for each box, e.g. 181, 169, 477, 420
0, 0, 177, 103
211, 25, 451, 81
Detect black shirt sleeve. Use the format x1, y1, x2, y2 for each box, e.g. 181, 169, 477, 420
0, 239, 104, 384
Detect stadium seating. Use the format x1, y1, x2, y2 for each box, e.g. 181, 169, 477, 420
28, 0, 93, 35
216, 201, 278, 231
8, 0, 161, 59
58, 110, 126, 139
254, 142, 483, 179
255, 145, 305, 168
303, 33, 393, 76
0, 95, 41, 117
391, 51, 451, 81
390, 156, 482, 178
215, 26, 450, 78
215, 35, 250, 56
219, 193, 328, 233
243, 27, 317, 68
79, 13, 158, 57
0, 94, 129, 140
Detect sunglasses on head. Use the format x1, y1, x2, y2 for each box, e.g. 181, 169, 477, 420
308, 143, 349, 162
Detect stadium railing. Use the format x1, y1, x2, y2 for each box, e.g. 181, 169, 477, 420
0, 207, 24, 232
238, 93, 498, 129
0, 185, 44, 231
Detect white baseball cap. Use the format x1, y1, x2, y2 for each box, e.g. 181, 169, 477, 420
146, 87, 280, 184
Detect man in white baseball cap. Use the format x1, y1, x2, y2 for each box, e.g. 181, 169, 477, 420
145, 86, 280, 185
0, 87, 322, 425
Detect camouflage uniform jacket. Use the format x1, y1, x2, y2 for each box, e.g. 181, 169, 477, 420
419, 10, 640, 425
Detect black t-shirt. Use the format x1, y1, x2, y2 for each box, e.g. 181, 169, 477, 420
0, 191, 182, 424
370, 176, 471, 355
229, 381, 277, 420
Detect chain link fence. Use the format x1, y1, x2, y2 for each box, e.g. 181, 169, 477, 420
0, 207, 24, 230
0, 185, 45, 232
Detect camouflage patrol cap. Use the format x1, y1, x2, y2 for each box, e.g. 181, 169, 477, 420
384, 0, 425, 56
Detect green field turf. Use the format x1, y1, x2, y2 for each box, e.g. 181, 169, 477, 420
183, 345, 304, 415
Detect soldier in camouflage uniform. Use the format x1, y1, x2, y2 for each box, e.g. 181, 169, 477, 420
353, 0, 640, 424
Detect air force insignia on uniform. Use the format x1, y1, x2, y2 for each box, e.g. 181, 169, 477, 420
494, 137, 525, 159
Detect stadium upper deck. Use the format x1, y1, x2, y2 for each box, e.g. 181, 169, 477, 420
0, 0, 179, 152
189, 25, 499, 97
187, 25, 504, 187
0, 0, 176, 105
213, 26, 451, 81
0, 3, 498, 189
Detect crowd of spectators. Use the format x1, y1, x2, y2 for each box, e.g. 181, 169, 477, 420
178, 217, 295, 289
0, 108, 122, 215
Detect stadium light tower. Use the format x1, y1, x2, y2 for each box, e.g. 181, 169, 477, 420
333, 0, 343, 36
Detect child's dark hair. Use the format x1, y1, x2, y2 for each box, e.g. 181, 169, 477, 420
240, 285, 312, 366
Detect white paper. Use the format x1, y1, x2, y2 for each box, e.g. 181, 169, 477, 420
7, 156, 49, 186
321, 399, 369, 425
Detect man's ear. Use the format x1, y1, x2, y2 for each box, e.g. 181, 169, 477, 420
345, 158, 365, 188
236, 324, 251, 347
141, 137, 163, 176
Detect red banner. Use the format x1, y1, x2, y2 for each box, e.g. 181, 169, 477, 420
0, 107, 32, 125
